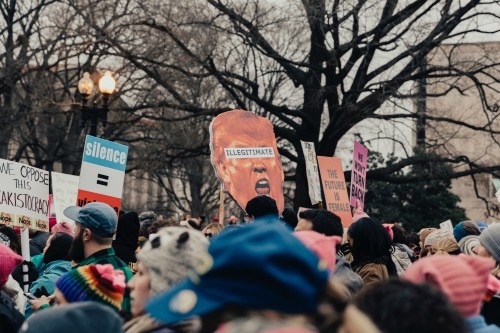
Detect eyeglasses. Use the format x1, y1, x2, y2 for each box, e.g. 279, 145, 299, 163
204, 233, 213, 239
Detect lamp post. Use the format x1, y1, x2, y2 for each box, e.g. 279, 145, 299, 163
77, 71, 116, 137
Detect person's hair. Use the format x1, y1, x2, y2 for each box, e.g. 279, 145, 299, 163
0, 226, 21, 255
298, 209, 343, 237
391, 225, 407, 245
354, 279, 467, 333
90, 232, 113, 246
281, 207, 298, 229
406, 232, 420, 248
348, 217, 397, 276
431, 238, 460, 256
204, 223, 223, 234
147, 218, 179, 235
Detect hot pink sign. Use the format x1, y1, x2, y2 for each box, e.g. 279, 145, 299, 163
350, 141, 368, 209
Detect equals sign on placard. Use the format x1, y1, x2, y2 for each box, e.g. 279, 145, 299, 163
97, 174, 109, 186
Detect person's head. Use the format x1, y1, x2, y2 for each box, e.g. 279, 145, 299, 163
431, 237, 460, 256
54, 264, 125, 311
473, 223, 500, 264
354, 279, 467, 333
210, 110, 285, 213
203, 223, 223, 240
423, 229, 451, 250
418, 227, 436, 249
453, 221, 481, 243
294, 230, 341, 273
296, 209, 343, 237
138, 211, 158, 238
145, 216, 329, 328
147, 217, 179, 235
245, 195, 279, 220
129, 227, 209, 317
406, 232, 420, 249
228, 215, 238, 225
19, 302, 123, 333
347, 218, 395, 273
0, 225, 21, 255
63, 202, 118, 262
0, 243, 22, 288
42, 232, 73, 264
458, 235, 480, 256
391, 224, 407, 245
51, 221, 74, 236
114, 211, 140, 247
403, 255, 495, 318
281, 207, 298, 229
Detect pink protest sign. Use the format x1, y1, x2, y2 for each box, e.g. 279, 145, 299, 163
350, 141, 368, 209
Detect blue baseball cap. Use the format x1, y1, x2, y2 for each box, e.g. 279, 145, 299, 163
146, 216, 329, 324
63, 202, 117, 238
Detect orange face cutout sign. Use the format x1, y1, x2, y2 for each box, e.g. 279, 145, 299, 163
210, 110, 285, 214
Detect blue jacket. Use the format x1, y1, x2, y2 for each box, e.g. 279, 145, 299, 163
466, 315, 500, 333
25, 259, 71, 318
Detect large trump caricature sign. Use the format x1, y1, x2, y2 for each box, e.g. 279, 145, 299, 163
210, 110, 285, 214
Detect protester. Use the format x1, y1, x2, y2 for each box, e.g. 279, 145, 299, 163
431, 237, 461, 256
29, 229, 50, 256
25, 232, 73, 317
19, 302, 123, 333
146, 217, 349, 332
295, 209, 343, 237
62, 202, 133, 315
404, 255, 499, 333
281, 207, 298, 229
124, 227, 209, 333
295, 230, 363, 296
347, 217, 397, 287
139, 211, 159, 239
29, 263, 126, 314
0, 243, 24, 333
406, 232, 421, 257
454, 221, 481, 242
113, 211, 140, 272
227, 215, 238, 225
202, 223, 223, 240
355, 280, 467, 333
388, 224, 413, 276
460, 235, 480, 256
418, 227, 436, 257
245, 195, 279, 221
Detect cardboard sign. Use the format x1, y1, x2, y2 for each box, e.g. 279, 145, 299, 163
0, 159, 49, 231
77, 135, 128, 215
51, 171, 79, 224
209, 110, 285, 213
300, 141, 322, 205
317, 156, 353, 227
350, 141, 368, 209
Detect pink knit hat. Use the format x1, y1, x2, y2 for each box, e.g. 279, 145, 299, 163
294, 230, 341, 272
403, 255, 495, 317
51, 221, 74, 236
382, 224, 394, 241
0, 243, 23, 287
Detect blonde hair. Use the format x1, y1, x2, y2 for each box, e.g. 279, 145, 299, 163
432, 238, 459, 256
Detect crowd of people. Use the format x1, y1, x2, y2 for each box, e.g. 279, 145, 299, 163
1, 195, 500, 333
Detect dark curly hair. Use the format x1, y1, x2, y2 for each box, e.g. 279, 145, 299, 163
354, 279, 467, 333
298, 209, 343, 237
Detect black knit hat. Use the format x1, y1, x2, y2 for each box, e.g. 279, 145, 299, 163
43, 233, 73, 264
245, 195, 279, 218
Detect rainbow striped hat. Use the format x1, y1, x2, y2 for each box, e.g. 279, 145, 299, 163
56, 264, 125, 311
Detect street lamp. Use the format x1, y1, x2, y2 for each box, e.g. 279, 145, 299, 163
78, 71, 116, 137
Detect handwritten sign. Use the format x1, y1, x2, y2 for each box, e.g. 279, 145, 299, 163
0, 159, 49, 231
440, 220, 453, 234
350, 141, 368, 209
317, 156, 353, 227
301, 141, 322, 205
51, 172, 79, 224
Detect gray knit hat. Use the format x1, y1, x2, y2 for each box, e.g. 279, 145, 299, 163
139, 211, 158, 236
478, 223, 500, 262
137, 227, 209, 296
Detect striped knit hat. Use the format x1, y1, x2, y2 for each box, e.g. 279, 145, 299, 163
55, 264, 126, 311
403, 255, 495, 317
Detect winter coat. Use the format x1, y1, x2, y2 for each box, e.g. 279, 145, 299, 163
0, 289, 24, 333
355, 263, 389, 288
24, 259, 71, 318
29, 232, 49, 256
391, 244, 413, 276
333, 257, 364, 295
466, 315, 500, 333
5, 275, 26, 315
123, 314, 182, 333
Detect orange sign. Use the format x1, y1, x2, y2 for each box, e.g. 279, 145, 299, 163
76, 189, 122, 215
317, 156, 353, 227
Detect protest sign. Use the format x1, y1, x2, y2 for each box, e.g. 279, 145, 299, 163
440, 220, 454, 234
209, 110, 285, 213
301, 141, 322, 205
317, 156, 353, 227
77, 135, 128, 215
350, 141, 368, 209
0, 159, 49, 231
51, 171, 79, 224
